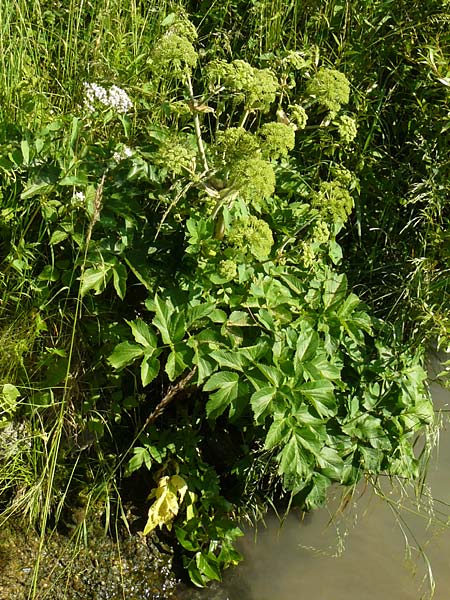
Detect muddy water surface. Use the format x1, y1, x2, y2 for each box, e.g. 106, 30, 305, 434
182, 377, 450, 600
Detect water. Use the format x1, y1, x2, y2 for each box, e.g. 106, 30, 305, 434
180, 371, 450, 600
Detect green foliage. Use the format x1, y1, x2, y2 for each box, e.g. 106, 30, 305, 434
0, 1, 445, 594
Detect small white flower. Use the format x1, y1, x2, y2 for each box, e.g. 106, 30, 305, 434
113, 146, 134, 163
73, 191, 86, 201
83, 82, 133, 114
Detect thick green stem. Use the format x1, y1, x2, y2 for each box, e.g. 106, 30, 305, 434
186, 72, 209, 173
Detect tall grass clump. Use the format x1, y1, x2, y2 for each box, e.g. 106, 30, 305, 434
0, 0, 447, 596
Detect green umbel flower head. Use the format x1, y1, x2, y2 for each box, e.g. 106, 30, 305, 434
218, 259, 238, 282
258, 122, 296, 160
216, 127, 260, 162
311, 181, 354, 224
207, 59, 278, 112
306, 68, 350, 113
150, 32, 197, 76
230, 157, 276, 205
289, 104, 308, 130
227, 215, 274, 260
154, 133, 197, 175
336, 115, 358, 144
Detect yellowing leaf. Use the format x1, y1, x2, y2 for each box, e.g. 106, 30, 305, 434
143, 474, 188, 535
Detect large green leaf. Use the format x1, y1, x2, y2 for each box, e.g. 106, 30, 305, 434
209, 349, 244, 371
316, 446, 345, 480
80, 265, 111, 297
294, 326, 319, 375
204, 371, 240, 419
264, 415, 290, 450
152, 295, 173, 345
303, 353, 341, 381
250, 386, 276, 423
299, 380, 336, 417
126, 319, 158, 348
108, 341, 144, 369
322, 271, 347, 311
305, 472, 330, 508
141, 356, 160, 386
277, 434, 310, 480
255, 363, 283, 387
165, 347, 189, 381
112, 261, 128, 300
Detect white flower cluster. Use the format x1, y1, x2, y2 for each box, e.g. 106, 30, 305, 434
113, 146, 133, 163
83, 82, 133, 114
73, 190, 86, 202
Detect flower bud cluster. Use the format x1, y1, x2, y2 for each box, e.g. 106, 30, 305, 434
154, 134, 197, 175
207, 59, 278, 111
336, 115, 358, 144
306, 68, 350, 113
311, 180, 354, 224
83, 82, 133, 114
258, 122, 296, 160
150, 32, 197, 76
229, 156, 276, 205
227, 215, 274, 261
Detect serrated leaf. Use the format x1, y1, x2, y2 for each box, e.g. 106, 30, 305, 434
209, 349, 244, 371
108, 341, 144, 369
264, 415, 290, 449
251, 386, 276, 422
304, 353, 341, 381
126, 319, 158, 348
165, 349, 188, 381
294, 326, 319, 375
21, 182, 54, 199
323, 272, 347, 311
204, 371, 239, 419
80, 265, 111, 296
227, 311, 250, 326
49, 229, 68, 245
152, 295, 173, 344
141, 356, 160, 386
196, 552, 222, 582
255, 363, 283, 386
125, 446, 152, 476
277, 434, 310, 480
186, 302, 215, 327
143, 474, 187, 535
299, 380, 336, 417
112, 261, 127, 299
316, 446, 344, 480
305, 473, 330, 508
